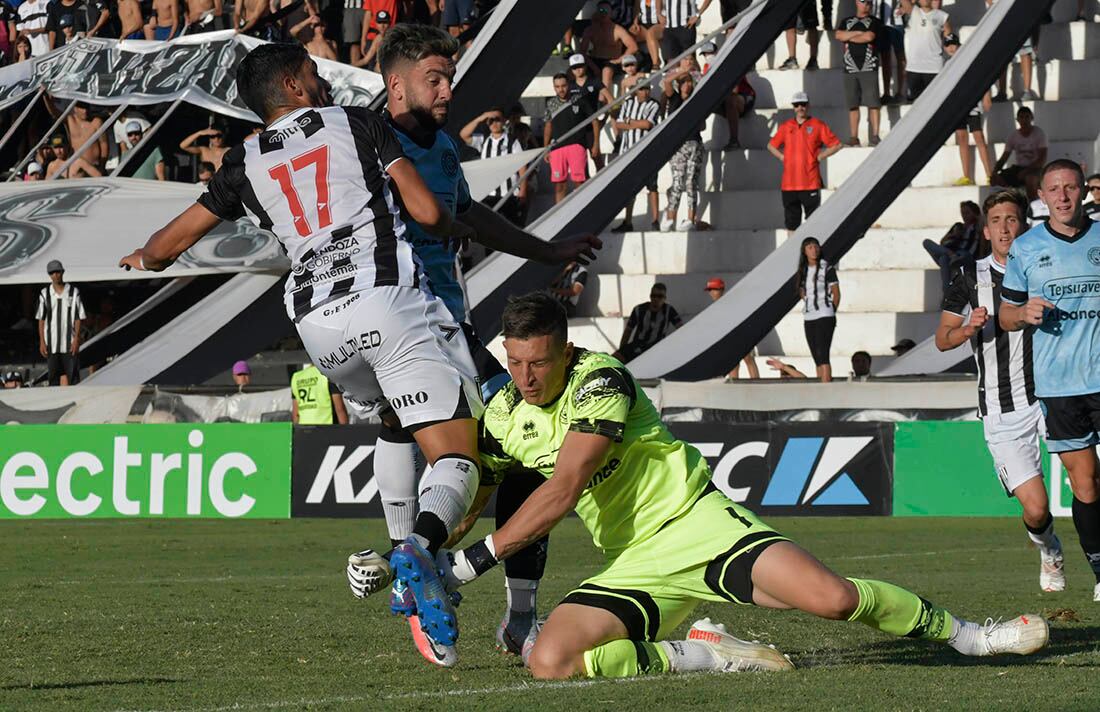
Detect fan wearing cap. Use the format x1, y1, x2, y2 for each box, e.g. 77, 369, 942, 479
231, 360, 251, 392
698, 40, 755, 151
23, 161, 44, 181
890, 338, 915, 356
834, 0, 883, 147
180, 125, 229, 171
43, 99, 108, 169
120, 120, 167, 181
567, 53, 614, 170
767, 92, 842, 234
610, 75, 660, 232
355, 7, 391, 71
44, 134, 103, 179
617, 53, 643, 94
706, 277, 760, 380
36, 260, 86, 386
577, 0, 638, 93
2, 370, 25, 389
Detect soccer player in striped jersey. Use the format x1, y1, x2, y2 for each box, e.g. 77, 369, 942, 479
118, 42, 487, 654
435, 292, 1047, 680
367, 24, 602, 667
935, 189, 1064, 592
1001, 159, 1100, 602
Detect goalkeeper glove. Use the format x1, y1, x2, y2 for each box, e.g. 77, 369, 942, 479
346, 549, 392, 599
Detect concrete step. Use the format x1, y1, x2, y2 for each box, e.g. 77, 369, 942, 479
703, 185, 990, 229
588, 228, 950, 275
580, 268, 940, 319
746, 58, 1100, 110
541, 309, 941, 363
727, 98, 1100, 149
641, 139, 1089, 192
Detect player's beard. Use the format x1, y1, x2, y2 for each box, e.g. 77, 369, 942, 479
308, 77, 335, 108
408, 95, 449, 131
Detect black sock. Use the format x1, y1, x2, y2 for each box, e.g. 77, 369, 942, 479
1071, 497, 1100, 583
411, 511, 448, 556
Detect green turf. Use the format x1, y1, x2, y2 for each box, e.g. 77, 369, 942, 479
2, 517, 1097, 711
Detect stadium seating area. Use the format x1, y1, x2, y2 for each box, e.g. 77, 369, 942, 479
509, 0, 1100, 378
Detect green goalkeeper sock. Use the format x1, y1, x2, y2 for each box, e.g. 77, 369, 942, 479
582, 640, 670, 677
846, 578, 955, 642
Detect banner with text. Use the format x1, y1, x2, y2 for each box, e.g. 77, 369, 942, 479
0, 423, 291, 519
0, 32, 383, 121
292, 422, 893, 517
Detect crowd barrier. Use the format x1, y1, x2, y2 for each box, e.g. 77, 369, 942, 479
0, 421, 1076, 519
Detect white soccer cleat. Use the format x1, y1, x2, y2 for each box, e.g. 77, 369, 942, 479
1040, 544, 1066, 592
979, 615, 1049, 656
687, 618, 794, 672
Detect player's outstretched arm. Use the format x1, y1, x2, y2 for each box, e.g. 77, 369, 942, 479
459, 201, 602, 265
441, 431, 612, 587
118, 203, 223, 272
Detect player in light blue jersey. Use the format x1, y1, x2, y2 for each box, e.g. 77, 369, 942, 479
343, 23, 602, 667
1001, 159, 1100, 601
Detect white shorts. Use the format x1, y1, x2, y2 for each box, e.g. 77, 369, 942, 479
983, 403, 1045, 496
296, 286, 484, 430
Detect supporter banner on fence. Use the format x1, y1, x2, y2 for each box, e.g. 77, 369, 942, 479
0, 423, 291, 518
893, 421, 1074, 517
0, 178, 288, 285
0, 385, 141, 424
292, 422, 893, 518
0, 32, 383, 121
667, 422, 894, 516
143, 387, 292, 424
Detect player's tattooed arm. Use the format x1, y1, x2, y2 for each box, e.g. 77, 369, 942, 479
119, 203, 223, 272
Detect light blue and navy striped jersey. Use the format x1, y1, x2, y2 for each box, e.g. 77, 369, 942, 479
387, 115, 473, 322
1002, 218, 1100, 398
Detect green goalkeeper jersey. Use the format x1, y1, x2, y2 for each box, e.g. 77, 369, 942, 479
479, 349, 712, 558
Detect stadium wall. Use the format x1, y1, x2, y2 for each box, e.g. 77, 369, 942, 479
1, 422, 1079, 519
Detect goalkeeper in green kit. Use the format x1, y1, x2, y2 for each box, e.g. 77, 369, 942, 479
435, 292, 1049, 678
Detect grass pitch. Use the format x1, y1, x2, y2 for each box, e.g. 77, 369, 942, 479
2, 517, 1098, 711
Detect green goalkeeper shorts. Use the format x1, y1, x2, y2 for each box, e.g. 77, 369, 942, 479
560, 487, 789, 642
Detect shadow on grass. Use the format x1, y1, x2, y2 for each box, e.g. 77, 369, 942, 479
790, 624, 1100, 669
1, 676, 181, 692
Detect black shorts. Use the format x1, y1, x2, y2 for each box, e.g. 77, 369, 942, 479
785, 1, 819, 30
803, 316, 836, 367
907, 71, 936, 101
46, 352, 80, 385
781, 189, 821, 231
720, 0, 752, 22
713, 91, 755, 118
620, 340, 652, 362
661, 26, 696, 62
956, 113, 982, 133
1040, 393, 1100, 453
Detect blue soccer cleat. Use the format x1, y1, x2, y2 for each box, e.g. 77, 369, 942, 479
390, 578, 417, 617
389, 538, 460, 646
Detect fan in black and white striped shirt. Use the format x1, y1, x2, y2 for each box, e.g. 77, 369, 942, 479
611, 80, 662, 231
459, 108, 528, 225
661, 0, 711, 64
36, 260, 86, 386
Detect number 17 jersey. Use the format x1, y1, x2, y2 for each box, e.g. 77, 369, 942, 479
198, 105, 423, 322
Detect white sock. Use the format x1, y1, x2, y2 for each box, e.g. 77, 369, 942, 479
417, 455, 479, 534
373, 437, 420, 543
505, 577, 538, 614
947, 618, 987, 656
1025, 516, 1060, 556
658, 640, 719, 672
